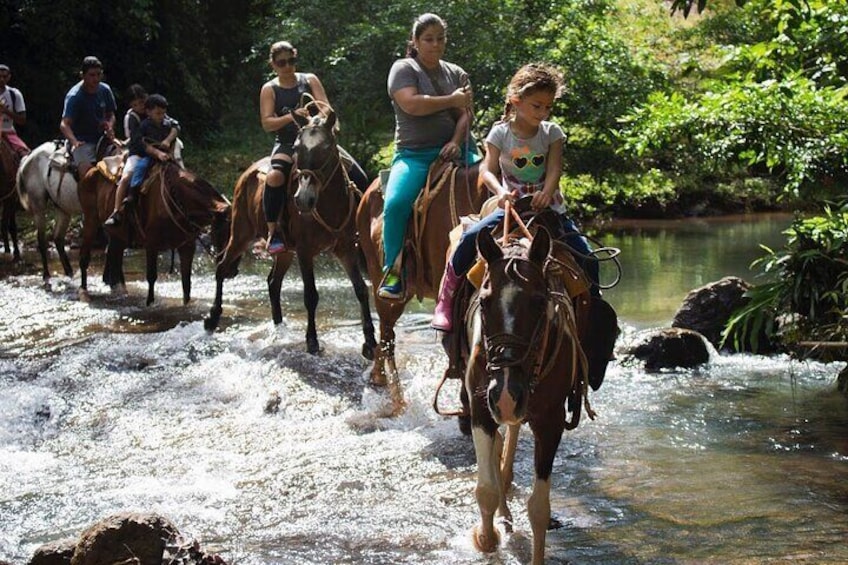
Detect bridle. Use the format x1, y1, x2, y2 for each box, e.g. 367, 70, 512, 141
292, 110, 357, 234
480, 251, 551, 391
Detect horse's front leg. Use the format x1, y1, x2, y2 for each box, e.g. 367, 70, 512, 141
497, 423, 520, 530
78, 212, 102, 300
52, 210, 73, 278
177, 242, 196, 305
204, 233, 248, 331
471, 426, 503, 555
298, 253, 320, 354
145, 248, 159, 306
334, 246, 376, 360
267, 253, 293, 325
527, 415, 566, 565
468, 351, 504, 555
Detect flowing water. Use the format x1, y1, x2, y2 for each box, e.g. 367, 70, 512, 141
1, 213, 847, 564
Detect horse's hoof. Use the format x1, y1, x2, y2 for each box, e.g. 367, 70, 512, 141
307, 338, 320, 355
369, 371, 388, 388
361, 342, 375, 361
496, 513, 514, 533
78, 289, 91, 303
203, 317, 218, 332
471, 525, 499, 554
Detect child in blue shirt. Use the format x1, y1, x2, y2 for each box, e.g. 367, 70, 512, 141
106, 94, 179, 224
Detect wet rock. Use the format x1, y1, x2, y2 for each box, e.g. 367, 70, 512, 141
28, 539, 75, 565
672, 276, 779, 354
627, 328, 711, 371
265, 390, 282, 414
70, 512, 179, 565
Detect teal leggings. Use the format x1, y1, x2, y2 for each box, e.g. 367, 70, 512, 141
382, 146, 479, 272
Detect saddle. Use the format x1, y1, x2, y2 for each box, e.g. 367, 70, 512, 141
377, 160, 465, 301
95, 154, 125, 184
443, 197, 619, 396
48, 141, 74, 174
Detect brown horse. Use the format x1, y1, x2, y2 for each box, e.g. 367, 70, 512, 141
356, 159, 486, 406
204, 111, 376, 359
463, 226, 593, 565
0, 136, 21, 260
78, 159, 231, 305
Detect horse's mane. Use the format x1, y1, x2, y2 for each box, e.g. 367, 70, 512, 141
158, 162, 229, 223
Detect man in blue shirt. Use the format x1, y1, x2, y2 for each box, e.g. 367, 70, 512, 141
59, 56, 116, 179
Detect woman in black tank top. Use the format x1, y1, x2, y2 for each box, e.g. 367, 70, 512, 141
258, 41, 330, 254
258, 41, 370, 254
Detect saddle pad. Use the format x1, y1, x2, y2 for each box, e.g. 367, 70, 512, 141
49, 149, 70, 171
96, 155, 124, 183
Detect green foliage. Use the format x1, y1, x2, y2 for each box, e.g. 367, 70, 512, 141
619, 0, 848, 203
724, 207, 848, 352
563, 168, 677, 219
617, 75, 848, 196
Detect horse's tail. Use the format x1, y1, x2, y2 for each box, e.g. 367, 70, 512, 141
15, 152, 33, 212
210, 202, 232, 261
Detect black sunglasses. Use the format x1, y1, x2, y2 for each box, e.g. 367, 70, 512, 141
274, 56, 298, 67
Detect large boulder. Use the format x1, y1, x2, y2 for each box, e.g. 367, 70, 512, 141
672, 276, 778, 354
627, 328, 712, 371
70, 512, 179, 565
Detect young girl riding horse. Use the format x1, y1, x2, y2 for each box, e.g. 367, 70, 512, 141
432, 63, 618, 387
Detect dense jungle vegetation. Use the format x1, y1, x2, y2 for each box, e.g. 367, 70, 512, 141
2, 0, 847, 351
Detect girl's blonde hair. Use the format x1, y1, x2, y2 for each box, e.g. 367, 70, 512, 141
501, 63, 565, 121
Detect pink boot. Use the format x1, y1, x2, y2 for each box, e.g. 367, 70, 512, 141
431, 262, 463, 331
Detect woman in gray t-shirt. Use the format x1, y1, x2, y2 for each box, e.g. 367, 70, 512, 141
377, 12, 479, 300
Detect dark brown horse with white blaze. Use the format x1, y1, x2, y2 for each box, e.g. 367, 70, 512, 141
204, 110, 376, 359
465, 226, 593, 565
0, 136, 21, 260
356, 158, 486, 409
77, 160, 231, 305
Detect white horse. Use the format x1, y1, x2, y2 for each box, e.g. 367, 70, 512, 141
16, 139, 185, 281
16, 140, 83, 280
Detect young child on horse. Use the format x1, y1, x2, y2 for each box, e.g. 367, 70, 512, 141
115, 94, 180, 217
104, 84, 147, 226
432, 63, 600, 331
378, 13, 479, 300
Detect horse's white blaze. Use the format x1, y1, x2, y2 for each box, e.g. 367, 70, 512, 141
500, 286, 519, 333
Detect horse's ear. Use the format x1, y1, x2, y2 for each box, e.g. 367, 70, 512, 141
529, 226, 552, 265
478, 227, 503, 263
292, 110, 309, 128
325, 110, 336, 133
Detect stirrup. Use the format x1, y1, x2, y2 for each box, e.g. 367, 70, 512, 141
104, 211, 122, 226
377, 271, 403, 300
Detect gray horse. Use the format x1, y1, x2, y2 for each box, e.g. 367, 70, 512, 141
16, 141, 83, 280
